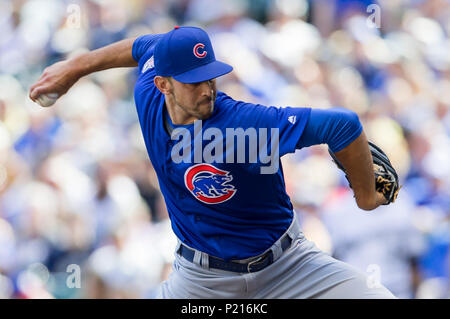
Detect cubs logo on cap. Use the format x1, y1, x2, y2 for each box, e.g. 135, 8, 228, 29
193, 43, 207, 58
184, 164, 236, 204
154, 26, 233, 83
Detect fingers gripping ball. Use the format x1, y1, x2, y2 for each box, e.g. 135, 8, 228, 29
328, 141, 401, 205
36, 93, 59, 107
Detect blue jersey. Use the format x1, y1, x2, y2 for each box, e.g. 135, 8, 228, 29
132, 34, 311, 260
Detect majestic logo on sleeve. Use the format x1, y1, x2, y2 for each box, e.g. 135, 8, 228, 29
288, 115, 297, 124
184, 164, 236, 204
193, 43, 207, 58
142, 56, 154, 73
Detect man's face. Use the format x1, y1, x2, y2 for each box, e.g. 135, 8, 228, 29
168, 77, 217, 120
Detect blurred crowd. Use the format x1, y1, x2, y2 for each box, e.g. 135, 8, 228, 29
0, 0, 449, 299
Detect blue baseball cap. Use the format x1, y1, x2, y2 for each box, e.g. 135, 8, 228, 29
154, 26, 233, 84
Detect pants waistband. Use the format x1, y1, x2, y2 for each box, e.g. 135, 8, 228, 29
176, 213, 303, 273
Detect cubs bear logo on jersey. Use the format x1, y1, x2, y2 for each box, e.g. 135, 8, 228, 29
184, 164, 236, 204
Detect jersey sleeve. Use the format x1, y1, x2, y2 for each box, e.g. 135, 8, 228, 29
263, 106, 312, 156
217, 94, 311, 157
132, 34, 163, 63
296, 107, 363, 153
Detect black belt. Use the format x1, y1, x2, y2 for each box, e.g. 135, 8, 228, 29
178, 235, 293, 273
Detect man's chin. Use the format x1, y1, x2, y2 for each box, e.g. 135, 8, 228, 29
197, 105, 214, 119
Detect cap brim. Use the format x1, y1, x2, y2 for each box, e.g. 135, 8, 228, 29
173, 60, 233, 84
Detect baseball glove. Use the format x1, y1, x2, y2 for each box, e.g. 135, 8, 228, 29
328, 141, 401, 205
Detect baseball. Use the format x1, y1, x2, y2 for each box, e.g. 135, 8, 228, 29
35, 93, 59, 107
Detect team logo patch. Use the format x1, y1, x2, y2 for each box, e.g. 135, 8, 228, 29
184, 164, 236, 204
193, 43, 207, 58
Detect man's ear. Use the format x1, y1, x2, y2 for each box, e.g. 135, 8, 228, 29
154, 76, 172, 94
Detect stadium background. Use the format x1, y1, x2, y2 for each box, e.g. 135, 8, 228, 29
0, 0, 449, 299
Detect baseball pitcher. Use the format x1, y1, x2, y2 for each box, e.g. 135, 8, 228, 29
29, 27, 400, 298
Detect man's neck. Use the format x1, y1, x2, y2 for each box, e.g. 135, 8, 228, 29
164, 98, 197, 125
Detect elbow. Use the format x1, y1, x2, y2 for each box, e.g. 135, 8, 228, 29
341, 109, 362, 141
327, 108, 362, 153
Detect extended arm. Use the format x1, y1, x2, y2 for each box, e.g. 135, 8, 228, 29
333, 131, 387, 210
297, 108, 387, 210
29, 37, 138, 102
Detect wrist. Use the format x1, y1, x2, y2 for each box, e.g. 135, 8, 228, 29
68, 53, 90, 78
374, 191, 388, 206
356, 192, 386, 211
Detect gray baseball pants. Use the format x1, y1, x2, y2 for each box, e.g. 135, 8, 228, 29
156, 216, 396, 299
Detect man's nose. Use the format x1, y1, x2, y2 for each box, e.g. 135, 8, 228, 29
200, 80, 213, 96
